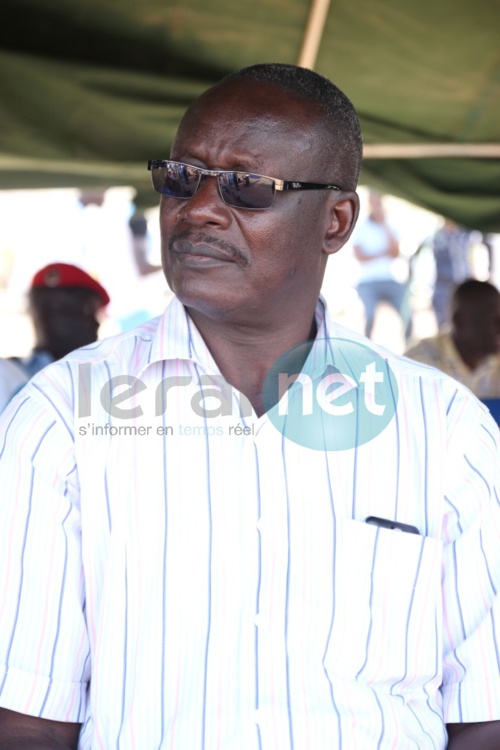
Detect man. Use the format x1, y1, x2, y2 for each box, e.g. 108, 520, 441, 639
0, 64, 499, 749
14, 262, 110, 377
352, 189, 411, 340
405, 279, 500, 398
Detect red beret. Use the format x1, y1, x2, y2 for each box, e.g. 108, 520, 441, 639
30, 263, 110, 307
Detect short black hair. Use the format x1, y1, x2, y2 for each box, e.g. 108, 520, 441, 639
452, 278, 500, 309
223, 63, 363, 190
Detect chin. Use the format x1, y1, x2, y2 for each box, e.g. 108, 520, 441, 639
170, 273, 237, 315
183, 296, 239, 323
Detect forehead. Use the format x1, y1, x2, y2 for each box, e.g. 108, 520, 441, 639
463, 293, 500, 315
482, 294, 500, 313
171, 79, 326, 171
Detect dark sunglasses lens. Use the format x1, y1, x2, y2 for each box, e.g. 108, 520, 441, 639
152, 163, 200, 198
219, 173, 275, 209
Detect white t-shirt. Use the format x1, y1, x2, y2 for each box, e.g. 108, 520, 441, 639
352, 218, 400, 283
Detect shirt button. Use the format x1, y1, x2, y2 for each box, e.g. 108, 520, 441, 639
254, 613, 262, 627
254, 709, 263, 725
256, 518, 263, 532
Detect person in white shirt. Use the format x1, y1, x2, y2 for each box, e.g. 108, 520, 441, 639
0, 63, 499, 750
353, 190, 412, 340
405, 279, 500, 398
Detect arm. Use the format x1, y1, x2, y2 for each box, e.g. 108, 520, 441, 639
352, 243, 373, 262
383, 225, 399, 258
440, 398, 500, 737
0, 384, 90, 737
0, 708, 80, 750
353, 225, 399, 262
447, 721, 500, 748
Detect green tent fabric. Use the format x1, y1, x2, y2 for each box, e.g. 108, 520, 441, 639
0, 0, 499, 230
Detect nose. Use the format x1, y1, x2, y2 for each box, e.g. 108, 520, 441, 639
175, 174, 231, 227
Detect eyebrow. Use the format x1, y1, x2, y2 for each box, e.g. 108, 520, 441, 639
173, 155, 267, 174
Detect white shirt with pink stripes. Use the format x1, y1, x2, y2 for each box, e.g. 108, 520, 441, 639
0, 296, 499, 749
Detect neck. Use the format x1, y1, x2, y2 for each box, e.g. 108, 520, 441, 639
187, 303, 319, 417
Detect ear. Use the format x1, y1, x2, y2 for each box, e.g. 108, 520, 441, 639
322, 191, 360, 256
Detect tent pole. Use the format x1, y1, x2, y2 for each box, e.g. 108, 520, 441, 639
297, 0, 332, 70
363, 143, 500, 158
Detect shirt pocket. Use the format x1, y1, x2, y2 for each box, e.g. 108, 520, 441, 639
323, 517, 443, 697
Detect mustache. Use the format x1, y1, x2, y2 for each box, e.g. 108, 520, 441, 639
168, 230, 249, 266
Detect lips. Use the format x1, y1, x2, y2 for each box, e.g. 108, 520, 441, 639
168, 230, 250, 268
173, 239, 235, 264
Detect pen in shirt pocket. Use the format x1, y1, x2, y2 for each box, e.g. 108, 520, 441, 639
365, 516, 420, 535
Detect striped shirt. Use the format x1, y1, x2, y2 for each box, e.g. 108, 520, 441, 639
0, 296, 499, 749
405, 330, 500, 398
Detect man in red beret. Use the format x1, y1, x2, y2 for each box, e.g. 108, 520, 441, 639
15, 262, 110, 377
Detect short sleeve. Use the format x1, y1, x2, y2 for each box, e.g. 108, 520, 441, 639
440, 392, 500, 722
0, 381, 90, 722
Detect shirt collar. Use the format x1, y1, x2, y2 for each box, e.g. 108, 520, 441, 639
139, 296, 220, 378
141, 294, 354, 380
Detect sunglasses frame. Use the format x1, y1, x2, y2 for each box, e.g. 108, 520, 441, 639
147, 160, 341, 210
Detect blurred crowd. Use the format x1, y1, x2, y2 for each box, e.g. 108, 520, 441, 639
1, 186, 499, 413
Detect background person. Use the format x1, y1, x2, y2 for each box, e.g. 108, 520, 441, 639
352, 190, 411, 342
411, 220, 489, 329
0, 64, 499, 750
13, 262, 109, 377
405, 279, 500, 398
74, 189, 166, 332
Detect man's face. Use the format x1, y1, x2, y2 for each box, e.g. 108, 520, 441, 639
459, 294, 500, 356
31, 288, 102, 358
159, 79, 349, 329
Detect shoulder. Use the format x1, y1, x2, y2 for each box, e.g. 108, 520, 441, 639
62, 315, 162, 369
330, 321, 443, 378
404, 334, 443, 360
0, 315, 164, 433
329, 321, 479, 412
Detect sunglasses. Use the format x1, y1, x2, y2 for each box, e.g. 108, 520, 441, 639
148, 160, 341, 210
